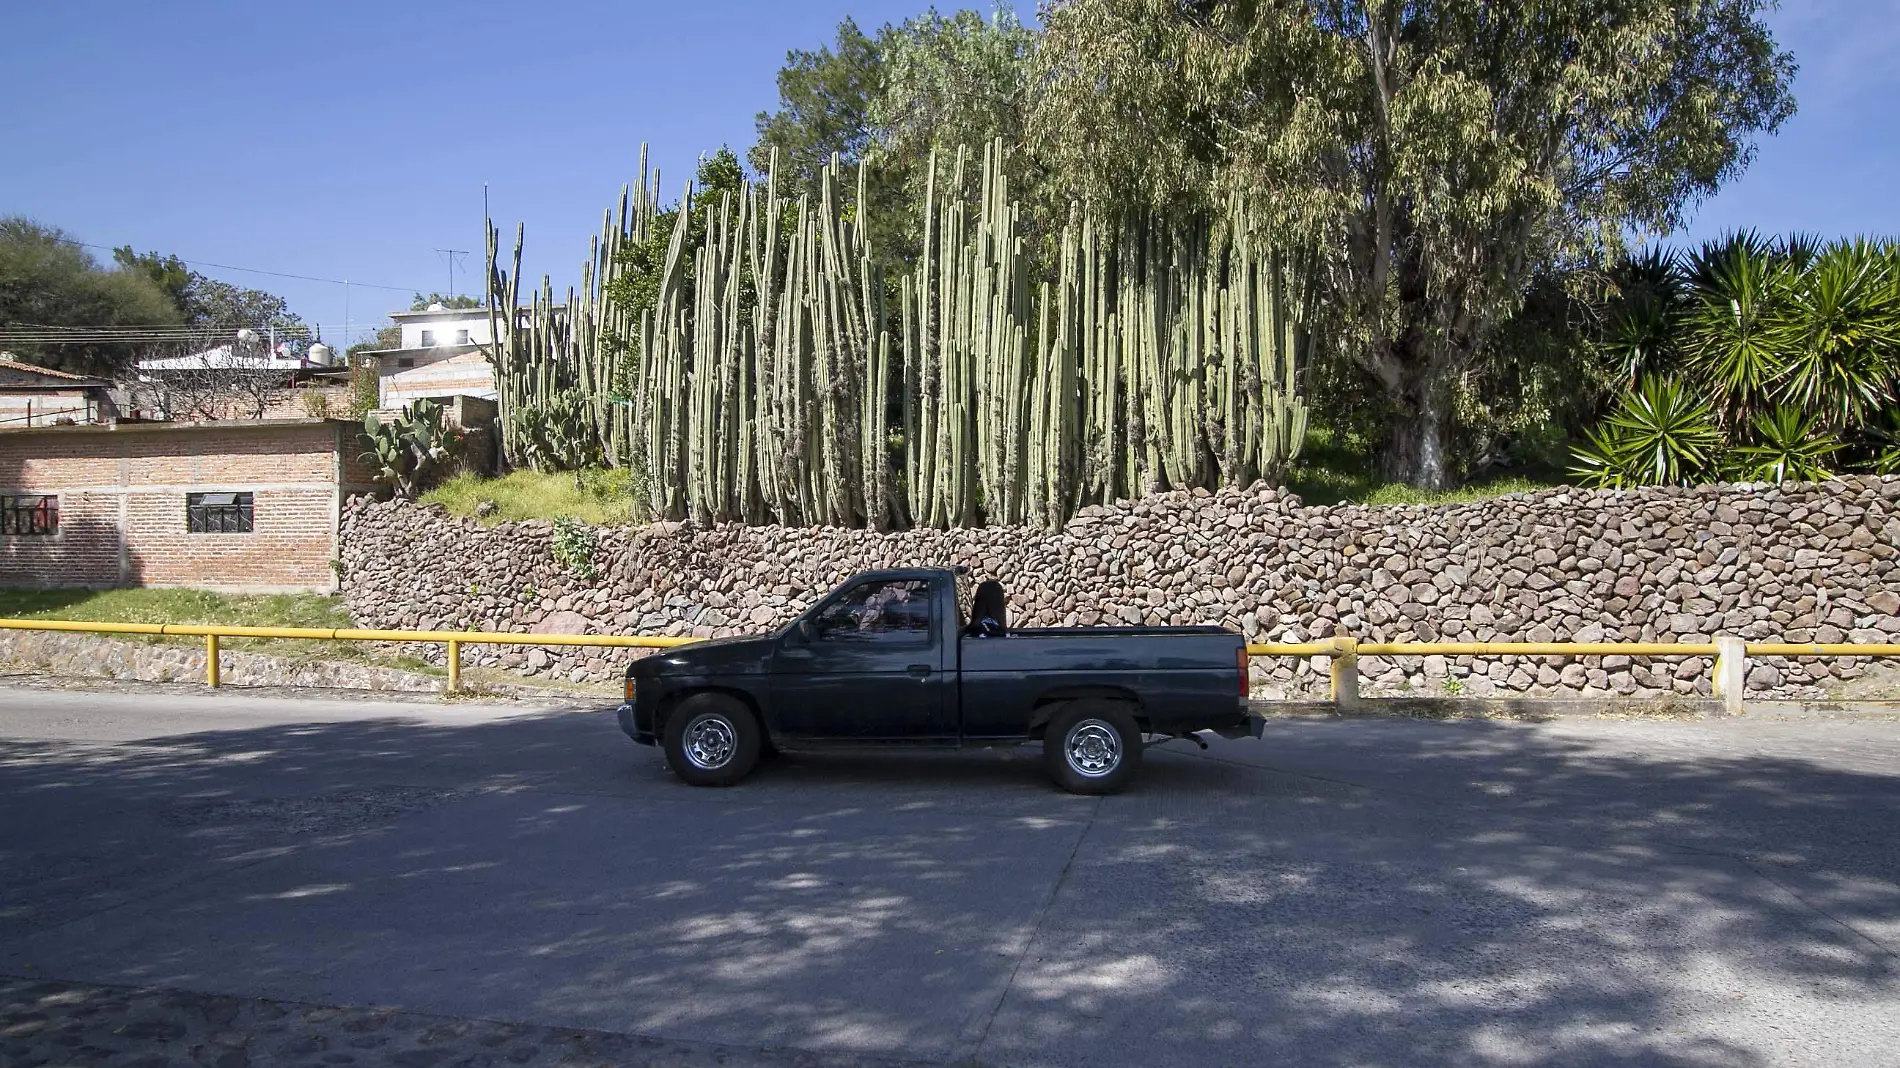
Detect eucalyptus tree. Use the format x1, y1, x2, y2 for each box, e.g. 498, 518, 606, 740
1034, 0, 1797, 488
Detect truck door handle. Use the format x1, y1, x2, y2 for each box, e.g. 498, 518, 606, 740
907, 664, 932, 678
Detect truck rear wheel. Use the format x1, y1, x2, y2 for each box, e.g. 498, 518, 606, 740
662, 693, 763, 787
1044, 699, 1142, 795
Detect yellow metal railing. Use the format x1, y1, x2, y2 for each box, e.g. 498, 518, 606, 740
0, 617, 697, 690
0, 616, 1893, 707
1243, 636, 1900, 712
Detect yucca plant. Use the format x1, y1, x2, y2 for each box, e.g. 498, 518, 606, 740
1767, 238, 1900, 430
1569, 376, 1722, 488
1680, 230, 1791, 426
1871, 410, 1900, 474
1600, 246, 1683, 388
1730, 405, 1843, 484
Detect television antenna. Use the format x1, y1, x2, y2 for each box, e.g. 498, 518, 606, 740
435, 248, 471, 301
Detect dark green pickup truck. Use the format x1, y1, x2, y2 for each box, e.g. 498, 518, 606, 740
616, 567, 1263, 794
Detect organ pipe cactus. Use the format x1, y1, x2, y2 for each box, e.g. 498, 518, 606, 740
485, 139, 1312, 529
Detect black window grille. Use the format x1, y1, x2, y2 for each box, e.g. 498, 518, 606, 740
187, 492, 254, 533
0, 495, 58, 536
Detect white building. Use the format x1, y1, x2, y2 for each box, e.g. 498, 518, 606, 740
391, 304, 495, 350
356, 304, 499, 408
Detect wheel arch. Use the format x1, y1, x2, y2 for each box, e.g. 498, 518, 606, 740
1028, 687, 1145, 739
655, 684, 771, 744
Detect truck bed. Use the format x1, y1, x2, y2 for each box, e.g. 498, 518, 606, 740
956, 626, 1247, 740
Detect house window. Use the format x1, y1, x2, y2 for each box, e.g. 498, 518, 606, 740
455, 328, 470, 344
420, 329, 437, 346
397, 358, 415, 368
0, 494, 58, 536
187, 492, 254, 533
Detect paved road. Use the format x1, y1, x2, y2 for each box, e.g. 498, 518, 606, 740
2, 686, 1897, 1068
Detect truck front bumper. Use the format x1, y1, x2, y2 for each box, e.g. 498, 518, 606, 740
615, 702, 658, 747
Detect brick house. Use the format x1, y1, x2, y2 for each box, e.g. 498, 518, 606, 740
0, 356, 119, 427
0, 419, 378, 593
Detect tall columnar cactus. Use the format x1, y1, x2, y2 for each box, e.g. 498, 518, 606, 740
486, 140, 1312, 529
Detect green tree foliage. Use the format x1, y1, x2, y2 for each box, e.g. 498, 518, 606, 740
0, 218, 181, 376
1577, 233, 1900, 485
112, 247, 194, 312
752, 9, 1040, 263
1033, 0, 1797, 488
872, 7, 1039, 199
750, 17, 884, 190
112, 240, 314, 356
346, 326, 403, 359
411, 292, 482, 310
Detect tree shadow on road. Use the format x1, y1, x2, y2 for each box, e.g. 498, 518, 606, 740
1, 709, 1896, 1067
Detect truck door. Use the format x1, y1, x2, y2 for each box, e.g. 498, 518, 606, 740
768, 576, 954, 742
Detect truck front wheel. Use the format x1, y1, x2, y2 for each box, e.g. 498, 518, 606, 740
662, 693, 763, 787
1044, 700, 1142, 795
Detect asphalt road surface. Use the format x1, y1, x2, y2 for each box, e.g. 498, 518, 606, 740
2, 685, 1897, 1068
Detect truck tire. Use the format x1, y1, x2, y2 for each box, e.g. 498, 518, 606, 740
662, 693, 763, 787
1044, 699, 1142, 795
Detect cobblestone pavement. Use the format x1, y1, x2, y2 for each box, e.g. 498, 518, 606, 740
0, 976, 931, 1068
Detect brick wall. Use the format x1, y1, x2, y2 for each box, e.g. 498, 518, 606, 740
0, 420, 361, 592
0, 390, 104, 427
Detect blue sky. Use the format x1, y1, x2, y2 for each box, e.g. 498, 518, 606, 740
0, 1, 1892, 348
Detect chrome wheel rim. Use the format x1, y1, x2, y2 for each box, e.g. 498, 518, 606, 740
683, 713, 738, 770
1065, 719, 1122, 777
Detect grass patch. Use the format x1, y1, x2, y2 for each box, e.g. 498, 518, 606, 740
0, 587, 352, 629
424, 468, 647, 526
1285, 426, 1568, 507
421, 437, 1568, 523
0, 587, 387, 665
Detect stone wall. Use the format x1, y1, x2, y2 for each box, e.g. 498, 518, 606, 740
338, 477, 1900, 699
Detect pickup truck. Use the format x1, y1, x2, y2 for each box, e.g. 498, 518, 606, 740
616, 568, 1263, 794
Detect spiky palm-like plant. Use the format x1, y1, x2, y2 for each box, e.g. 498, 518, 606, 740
1767, 238, 1900, 431
1731, 405, 1844, 484
1680, 230, 1790, 426
1570, 376, 1722, 488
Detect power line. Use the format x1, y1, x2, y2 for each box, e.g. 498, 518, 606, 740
76, 241, 426, 293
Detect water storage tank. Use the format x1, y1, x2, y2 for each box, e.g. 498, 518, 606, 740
307, 343, 334, 366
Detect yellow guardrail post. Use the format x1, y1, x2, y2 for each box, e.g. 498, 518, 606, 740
1712, 636, 1746, 716
446, 639, 461, 693
1329, 636, 1360, 711
205, 633, 220, 688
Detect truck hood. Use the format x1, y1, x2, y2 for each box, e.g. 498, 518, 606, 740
634, 633, 776, 677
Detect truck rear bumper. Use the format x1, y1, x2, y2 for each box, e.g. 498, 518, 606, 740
1212, 712, 1267, 740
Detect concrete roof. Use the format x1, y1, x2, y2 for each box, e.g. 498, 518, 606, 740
0, 417, 354, 438
387, 306, 493, 321
136, 345, 314, 372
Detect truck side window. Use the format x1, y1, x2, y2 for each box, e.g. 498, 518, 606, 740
812, 579, 932, 642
